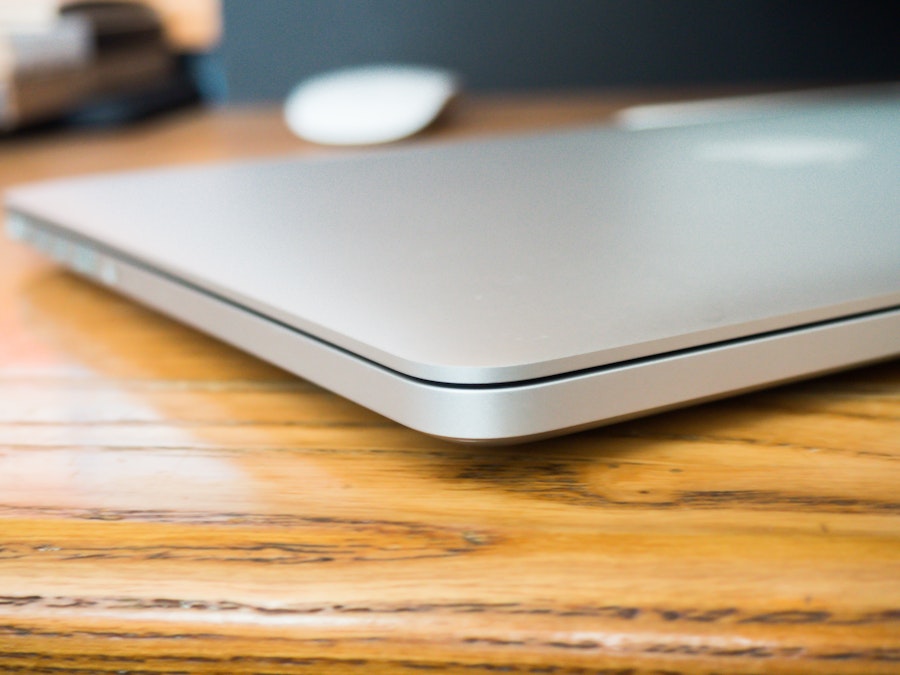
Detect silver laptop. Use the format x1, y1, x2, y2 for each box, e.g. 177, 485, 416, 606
5, 94, 899, 442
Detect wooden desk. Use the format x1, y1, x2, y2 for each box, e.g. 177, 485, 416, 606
1, 92, 898, 674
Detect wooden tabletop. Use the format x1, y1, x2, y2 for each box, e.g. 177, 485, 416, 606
1, 91, 898, 674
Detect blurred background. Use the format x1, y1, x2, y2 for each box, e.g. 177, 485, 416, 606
222, 0, 900, 101
2, 0, 898, 132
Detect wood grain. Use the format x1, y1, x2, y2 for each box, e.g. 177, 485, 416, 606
1, 91, 898, 674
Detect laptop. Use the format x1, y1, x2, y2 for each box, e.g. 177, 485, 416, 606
5, 93, 899, 442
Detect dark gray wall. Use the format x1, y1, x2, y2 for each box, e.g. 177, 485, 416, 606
221, 0, 900, 102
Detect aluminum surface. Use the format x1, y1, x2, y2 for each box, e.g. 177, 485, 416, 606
6, 98, 900, 386
6, 214, 899, 442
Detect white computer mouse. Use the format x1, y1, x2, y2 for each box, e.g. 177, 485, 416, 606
284, 64, 459, 146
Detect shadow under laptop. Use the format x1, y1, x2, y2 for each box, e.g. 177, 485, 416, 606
15, 269, 900, 523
